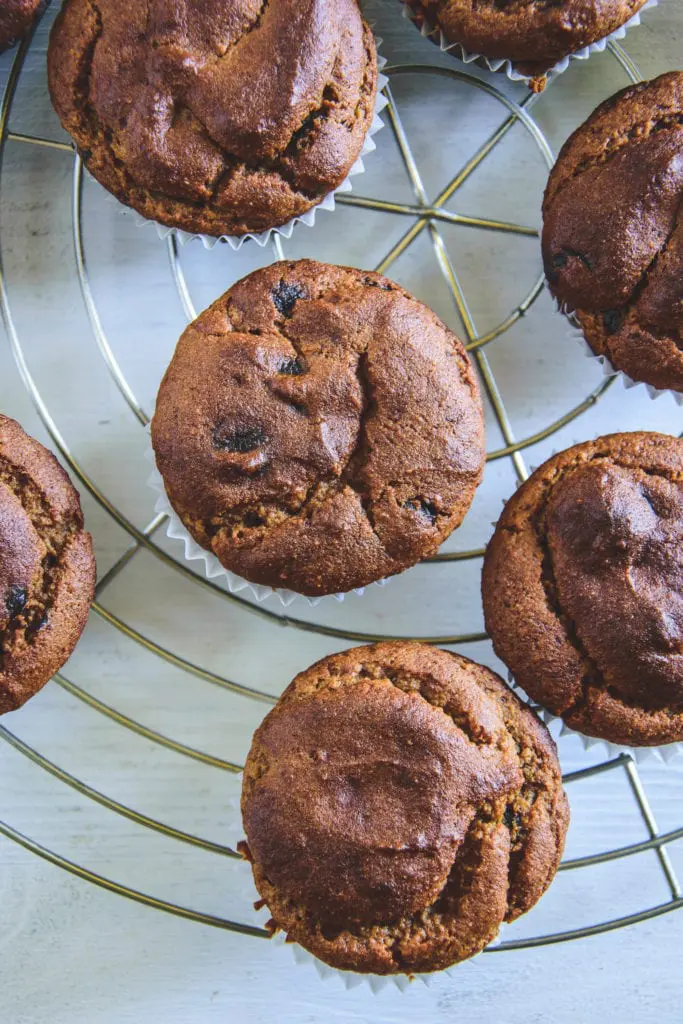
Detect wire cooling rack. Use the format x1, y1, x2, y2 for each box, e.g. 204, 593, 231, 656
0, 1, 682, 959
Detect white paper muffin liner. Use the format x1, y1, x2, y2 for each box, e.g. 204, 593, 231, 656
563, 308, 683, 407
132, 48, 389, 251
227, 784, 505, 993
401, 0, 658, 88
145, 445, 388, 607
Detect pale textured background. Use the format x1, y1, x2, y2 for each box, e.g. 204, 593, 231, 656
0, 1, 681, 1021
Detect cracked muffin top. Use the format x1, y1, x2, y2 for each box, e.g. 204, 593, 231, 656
483, 432, 683, 747
0, 0, 42, 53
47, 0, 378, 237
151, 260, 486, 597
0, 415, 96, 715
542, 72, 683, 393
406, 0, 649, 87
239, 642, 569, 975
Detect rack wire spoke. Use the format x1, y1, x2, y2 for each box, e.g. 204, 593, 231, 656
52, 673, 244, 773
0, 819, 268, 938
91, 602, 277, 703
336, 193, 539, 238
0, 725, 241, 858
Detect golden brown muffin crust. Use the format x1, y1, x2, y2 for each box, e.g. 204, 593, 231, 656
152, 260, 485, 597
47, 0, 378, 237
406, 0, 648, 81
241, 642, 569, 974
0, 415, 96, 715
483, 432, 683, 746
0, 0, 41, 54
542, 73, 683, 393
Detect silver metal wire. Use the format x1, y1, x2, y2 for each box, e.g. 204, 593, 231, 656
0, 2, 681, 957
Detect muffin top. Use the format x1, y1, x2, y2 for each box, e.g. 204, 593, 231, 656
483, 432, 683, 747
543, 72, 683, 393
0, 0, 42, 53
151, 260, 485, 597
414, 0, 648, 77
0, 415, 96, 715
48, 0, 377, 237
240, 642, 569, 974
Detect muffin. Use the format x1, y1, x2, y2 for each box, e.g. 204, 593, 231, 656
404, 0, 650, 90
48, 0, 378, 238
0, 0, 42, 53
240, 642, 569, 975
151, 260, 486, 598
0, 415, 96, 715
542, 73, 683, 395
483, 432, 683, 748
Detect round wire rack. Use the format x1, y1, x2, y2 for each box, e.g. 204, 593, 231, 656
1, 0, 682, 961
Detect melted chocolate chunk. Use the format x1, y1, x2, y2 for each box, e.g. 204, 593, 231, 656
5, 585, 28, 618
272, 281, 305, 319
213, 425, 267, 453
279, 358, 306, 376
405, 499, 438, 525
603, 309, 624, 334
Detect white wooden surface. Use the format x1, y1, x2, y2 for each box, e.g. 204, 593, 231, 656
0, 2, 681, 1021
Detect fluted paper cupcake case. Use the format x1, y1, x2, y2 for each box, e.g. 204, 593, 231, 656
131, 47, 389, 251
226, 787, 505, 994
563, 307, 683, 407
401, 0, 658, 88
145, 445, 388, 607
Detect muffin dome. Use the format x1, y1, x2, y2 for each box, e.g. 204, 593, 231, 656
0, 415, 96, 715
542, 72, 683, 393
48, 0, 378, 237
0, 0, 42, 53
240, 642, 569, 974
151, 260, 485, 597
483, 432, 683, 747
407, 0, 649, 85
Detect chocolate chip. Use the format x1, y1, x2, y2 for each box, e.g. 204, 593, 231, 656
504, 806, 522, 829
602, 309, 624, 334
243, 511, 265, 528
279, 358, 306, 376
272, 281, 305, 319
213, 424, 266, 453
551, 248, 595, 272
405, 499, 438, 525
362, 276, 392, 291
6, 585, 27, 617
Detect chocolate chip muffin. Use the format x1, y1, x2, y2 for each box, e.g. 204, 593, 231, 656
0, 415, 96, 715
240, 642, 569, 974
48, 0, 378, 238
543, 73, 683, 394
0, 0, 42, 53
483, 432, 683, 747
151, 260, 485, 597
405, 0, 649, 90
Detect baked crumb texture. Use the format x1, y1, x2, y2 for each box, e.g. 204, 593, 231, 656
241, 642, 569, 974
0, 415, 96, 715
405, 0, 649, 87
543, 72, 683, 393
484, 432, 683, 746
151, 260, 485, 597
47, 0, 378, 236
0, 0, 41, 53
